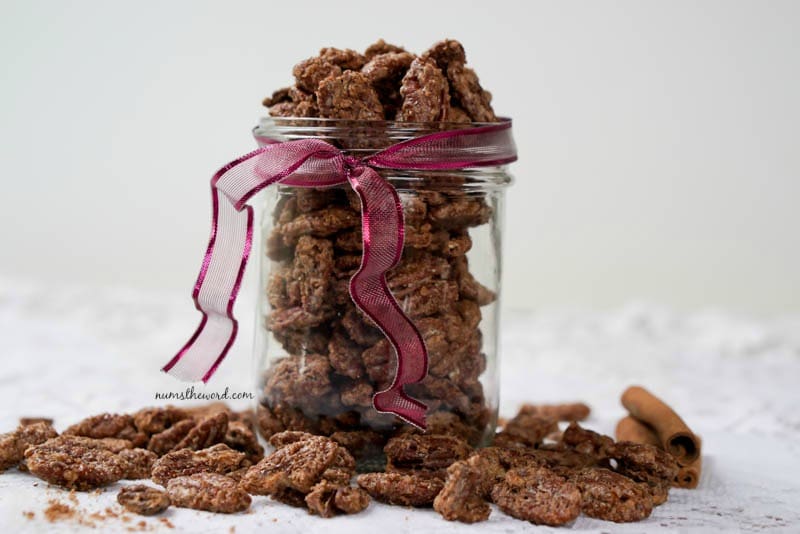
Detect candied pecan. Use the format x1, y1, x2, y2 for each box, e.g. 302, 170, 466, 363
263, 354, 332, 406
446, 63, 496, 122
132, 406, 191, 436
270, 404, 321, 434
147, 418, 195, 456
562, 422, 615, 460
269, 101, 300, 118
151, 443, 247, 486
230, 409, 257, 432
63, 413, 145, 446
241, 435, 349, 495
408, 375, 471, 415
167, 472, 251, 513
293, 57, 342, 93
397, 411, 482, 445
429, 197, 492, 230
340, 381, 373, 408
357, 472, 443, 507
333, 485, 370, 514
316, 71, 384, 120
471, 447, 541, 492
387, 251, 451, 297
433, 457, 491, 523
320, 47, 366, 70
267, 267, 294, 309
443, 231, 472, 257
611, 441, 679, 489
271, 324, 332, 355
361, 339, 394, 388
519, 402, 591, 422
445, 346, 486, 389
286, 100, 318, 118
280, 207, 360, 244
647, 481, 671, 507
270, 87, 318, 117
295, 188, 342, 213
0, 422, 58, 471
305, 479, 339, 518
452, 260, 496, 307
291, 236, 334, 313
181, 403, 233, 418
333, 254, 362, 278
331, 278, 351, 306
266, 228, 292, 261
384, 434, 471, 476
256, 403, 285, 439
448, 106, 471, 123
262, 87, 291, 107
25, 437, 127, 490
455, 299, 482, 330
268, 430, 317, 449
398, 57, 450, 122
397, 280, 459, 318
35, 434, 133, 454
172, 412, 228, 452
364, 39, 406, 60
362, 51, 416, 117
494, 411, 559, 449
270, 487, 307, 507
273, 194, 297, 226
334, 229, 362, 252
421, 39, 466, 72
414, 320, 452, 378
528, 445, 599, 475
119, 448, 157, 480
491, 467, 581, 526
117, 485, 170, 516
401, 194, 428, 225
328, 330, 365, 379
224, 421, 264, 464
572, 467, 653, 522
341, 306, 382, 346
305, 480, 369, 517
321, 466, 352, 486
19, 417, 54, 426
268, 307, 333, 334
405, 223, 449, 251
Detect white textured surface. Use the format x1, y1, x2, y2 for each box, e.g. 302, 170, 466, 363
1, 278, 799, 533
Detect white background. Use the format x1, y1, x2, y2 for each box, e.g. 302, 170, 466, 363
1, 0, 798, 313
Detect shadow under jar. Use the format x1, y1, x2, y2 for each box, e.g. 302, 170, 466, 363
252, 117, 513, 470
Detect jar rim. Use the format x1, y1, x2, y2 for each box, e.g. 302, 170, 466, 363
255, 116, 507, 129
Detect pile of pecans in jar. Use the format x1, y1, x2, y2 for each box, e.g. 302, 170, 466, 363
1, 401, 680, 525
258, 38, 503, 455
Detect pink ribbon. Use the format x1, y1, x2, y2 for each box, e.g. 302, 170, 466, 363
163, 119, 516, 429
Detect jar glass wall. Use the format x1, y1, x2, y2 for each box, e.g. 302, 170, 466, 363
252, 118, 512, 468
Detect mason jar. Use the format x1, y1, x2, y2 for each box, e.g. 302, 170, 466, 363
252, 117, 513, 468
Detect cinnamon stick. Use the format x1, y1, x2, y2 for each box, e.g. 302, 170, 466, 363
617, 415, 703, 488
615, 416, 660, 447
621, 386, 700, 465
675, 453, 702, 489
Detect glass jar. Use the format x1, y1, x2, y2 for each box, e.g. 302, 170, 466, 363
252, 117, 513, 468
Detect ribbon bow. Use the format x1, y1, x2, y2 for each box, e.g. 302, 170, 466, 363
163, 119, 516, 428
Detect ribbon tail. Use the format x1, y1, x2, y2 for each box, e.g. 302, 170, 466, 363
163, 186, 254, 383
164, 139, 348, 383
347, 166, 429, 429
